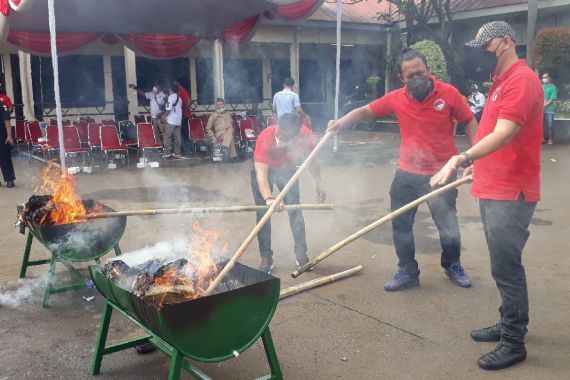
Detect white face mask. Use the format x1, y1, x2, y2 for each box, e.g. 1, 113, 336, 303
152, 86, 158, 92
542, 78, 548, 84
216, 108, 225, 113
275, 135, 292, 148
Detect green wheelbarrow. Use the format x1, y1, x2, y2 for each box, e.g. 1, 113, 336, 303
18, 201, 127, 307
89, 260, 282, 380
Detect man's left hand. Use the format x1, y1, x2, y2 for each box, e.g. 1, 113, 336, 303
5, 136, 14, 145
430, 155, 464, 187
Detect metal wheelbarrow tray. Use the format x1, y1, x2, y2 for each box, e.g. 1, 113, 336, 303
18, 201, 126, 307
89, 260, 282, 380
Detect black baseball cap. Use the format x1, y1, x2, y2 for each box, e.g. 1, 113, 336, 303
465, 21, 517, 48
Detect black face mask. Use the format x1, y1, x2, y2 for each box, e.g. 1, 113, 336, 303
482, 40, 504, 70
406, 76, 431, 101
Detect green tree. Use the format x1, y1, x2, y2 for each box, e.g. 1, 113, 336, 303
534, 28, 570, 69
410, 40, 448, 81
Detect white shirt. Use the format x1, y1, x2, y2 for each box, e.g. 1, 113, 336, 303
273, 88, 301, 118
145, 91, 166, 119
468, 92, 486, 114
165, 93, 182, 126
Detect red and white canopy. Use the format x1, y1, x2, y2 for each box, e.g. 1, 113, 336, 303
1, 0, 324, 57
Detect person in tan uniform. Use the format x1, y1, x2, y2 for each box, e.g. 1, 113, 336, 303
205, 98, 238, 160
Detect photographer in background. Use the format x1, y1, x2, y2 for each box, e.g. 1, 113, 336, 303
130, 83, 166, 145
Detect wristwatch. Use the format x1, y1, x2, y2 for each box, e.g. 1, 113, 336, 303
460, 152, 474, 168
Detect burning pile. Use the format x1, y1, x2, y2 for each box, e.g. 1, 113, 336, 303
18, 164, 103, 232
102, 222, 226, 307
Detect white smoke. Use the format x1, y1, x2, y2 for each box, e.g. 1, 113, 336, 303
106, 238, 190, 267
0, 272, 49, 308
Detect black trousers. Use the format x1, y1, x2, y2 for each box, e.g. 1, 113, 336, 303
480, 195, 536, 346
0, 137, 15, 182
180, 117, 191, 155
250, 165, 307, 259
389, 169, 461, 277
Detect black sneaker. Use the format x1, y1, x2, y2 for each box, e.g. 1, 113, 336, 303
258, 257, 274, 274
6, 181, 14, 188
295, 253, 312, 271
478, 342, 526, 370
135, 342, 157, 354
470, 323, 501, 342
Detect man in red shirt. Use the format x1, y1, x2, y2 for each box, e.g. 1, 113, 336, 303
431, 21, 543, 370
173, 80, 192, 156
252, 113, 326, 273
328, 48, 478, 291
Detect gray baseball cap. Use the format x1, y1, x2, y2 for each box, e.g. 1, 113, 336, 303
465, 21, 517, 48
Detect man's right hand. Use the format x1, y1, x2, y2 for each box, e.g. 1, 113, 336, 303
326, 120, 342, 135
266, 198, 285, 212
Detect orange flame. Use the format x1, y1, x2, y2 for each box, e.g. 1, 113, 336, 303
36, 163, 90, 225
152, 221, 224, 306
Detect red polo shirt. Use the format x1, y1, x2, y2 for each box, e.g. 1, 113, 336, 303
472, 60, 543, 202
368, 77, 473, 175
254, 125, 316, 169
178, 86, 192, 118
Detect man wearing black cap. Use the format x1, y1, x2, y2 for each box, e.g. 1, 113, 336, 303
431, 21, 543, 370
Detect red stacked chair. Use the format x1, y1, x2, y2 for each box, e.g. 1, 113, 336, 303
62, 126, 90, 167
188, 117, 210, 156
45, 125, 60, 160
74, 120, 89, 146
134, 115, 146, 124
100, 125, 129, 168
136, 122, 163, 163
102, 119, 116, 127
14, 120, 26, 153
246, 115, 262, 135
118, 120, 138, 147
24, 121, 45, 162
238, 118, 259, 156
145, 115, 152, 123
88, 123, 103, 153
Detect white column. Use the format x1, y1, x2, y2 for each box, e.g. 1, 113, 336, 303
189, 56, 197, 102
124, 46, 138, 120
290, 29, 300, 89
212, 39, 224, 100
2, 54, 15, 102
262, 57, 272, 102
103, 55, 115, 116
18, 51, 35, 121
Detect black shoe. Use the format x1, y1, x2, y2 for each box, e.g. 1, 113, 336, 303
6, 181, 14, 188
470, 323, 501, 342
295, 253, 312, 271
135, 342, 157, 354
478, 343, 526, 370
258, 257, 274, 274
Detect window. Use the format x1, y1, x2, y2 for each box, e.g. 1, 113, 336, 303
135, 57, 190, 105
196, 58, 214, 105
31, 55, 105, 107
223, 59, 262, 104
299, 60, 323, 103
271, 59, 290, 96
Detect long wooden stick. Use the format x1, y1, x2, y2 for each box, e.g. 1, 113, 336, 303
204, 131, 334, 296
81, 204, 335, 219
291, 176, 472, 278
279, 265, 363, 300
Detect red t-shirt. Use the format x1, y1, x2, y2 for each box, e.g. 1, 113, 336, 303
178, 86, 192, 118
471, 60, 543, 202
254, 125, 316, 169
368, 77, 473, 175
0, 94, 13, 112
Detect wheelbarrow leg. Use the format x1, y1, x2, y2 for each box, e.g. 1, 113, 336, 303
42, 255, 57, 308
113, 244, 122, 256
19, 232, 34, 278
261, 328, 282, 380
91, 300, 113, 375
167, 349, 183, 380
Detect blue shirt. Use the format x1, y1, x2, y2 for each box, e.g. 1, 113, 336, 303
273, 88, 300, 118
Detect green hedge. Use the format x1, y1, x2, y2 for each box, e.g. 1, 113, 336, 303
410, 40, 448, 82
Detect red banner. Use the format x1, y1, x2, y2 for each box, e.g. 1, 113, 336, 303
7, 31, 101, 54
119, 34, 199, 58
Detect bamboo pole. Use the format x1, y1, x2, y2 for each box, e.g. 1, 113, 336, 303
81, 204, 335, 219
291, 176, 472, 278
203, 131, 334, 296
279, 265, 363, 300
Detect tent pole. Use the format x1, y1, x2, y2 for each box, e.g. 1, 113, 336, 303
332, 0, 342, 153
48, 0, 66, 171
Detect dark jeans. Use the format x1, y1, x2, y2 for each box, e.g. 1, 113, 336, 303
480, 195, 536, 346
250, 165, 307, 259
0, 139, 15, 182
389, 169, 461, 277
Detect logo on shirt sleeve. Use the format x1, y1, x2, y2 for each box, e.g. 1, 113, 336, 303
434, 99, 446, 111
492, 87, 501, 101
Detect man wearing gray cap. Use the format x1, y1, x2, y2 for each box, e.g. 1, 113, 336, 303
431, 21, 543, 370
